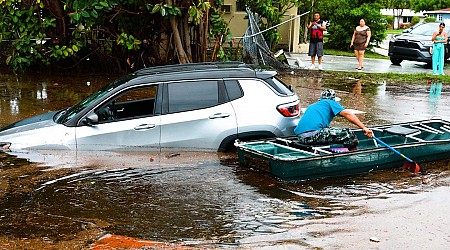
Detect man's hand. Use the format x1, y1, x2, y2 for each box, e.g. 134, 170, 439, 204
363, 128, 373, 138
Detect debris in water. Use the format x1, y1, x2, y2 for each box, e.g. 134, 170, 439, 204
166, 153, 180, 158
370, 236, 380, 242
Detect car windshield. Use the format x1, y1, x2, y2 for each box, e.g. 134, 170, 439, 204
410, 23, 440, 36
55, 74, 134, 124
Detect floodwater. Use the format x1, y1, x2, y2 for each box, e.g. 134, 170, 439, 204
1, 72, 450, 249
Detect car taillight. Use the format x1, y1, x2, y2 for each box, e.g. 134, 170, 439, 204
277, 102, 300, 117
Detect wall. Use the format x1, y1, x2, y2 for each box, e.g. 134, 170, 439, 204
222, 1, 300, 52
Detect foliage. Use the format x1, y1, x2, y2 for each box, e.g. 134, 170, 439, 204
317, 0, 387, 50
410, 0, 450, 12
386, 15, 394, 27
424, 17, 436, 23
411, 16, 420, 26
0, 0, 233, 73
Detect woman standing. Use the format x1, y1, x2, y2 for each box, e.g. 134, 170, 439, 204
350, 19, 371, 70
431, 23, 448, 75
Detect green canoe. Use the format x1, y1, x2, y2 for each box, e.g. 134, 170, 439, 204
234, 119, 450, 181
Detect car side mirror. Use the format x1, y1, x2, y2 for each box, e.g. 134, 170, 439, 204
402, 29, 411, 33
83, 113, 99, 126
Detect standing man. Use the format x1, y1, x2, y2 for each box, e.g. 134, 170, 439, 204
308, 12, 327, 70
294, 89, 373, 150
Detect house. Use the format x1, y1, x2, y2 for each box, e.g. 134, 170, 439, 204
381, 9, 425, 29
222, 0, 301, 52
424, 8, 450, 25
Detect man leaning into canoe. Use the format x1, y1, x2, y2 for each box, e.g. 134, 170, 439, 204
294, 89, 373, 150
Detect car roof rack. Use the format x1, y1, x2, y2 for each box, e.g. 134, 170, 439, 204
133, 61, 251, 76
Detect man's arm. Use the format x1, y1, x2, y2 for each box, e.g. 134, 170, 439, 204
339, 109, 373, 137
320, 21, 327, 31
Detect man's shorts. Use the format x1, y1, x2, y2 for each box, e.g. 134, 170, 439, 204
308, 42, 324, 57
297, 127, 359, 149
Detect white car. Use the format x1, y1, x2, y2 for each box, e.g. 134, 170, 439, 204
0, 62, 300, 152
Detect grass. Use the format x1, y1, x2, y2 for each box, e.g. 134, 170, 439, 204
284, 69, 449, 84
386, 29, 403, 35
281, 69, 449, 85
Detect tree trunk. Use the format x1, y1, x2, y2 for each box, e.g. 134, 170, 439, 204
166, 0, 189, 64
43, 0, 67, 44
202, 6, 209, 62
182, 15, 193, 62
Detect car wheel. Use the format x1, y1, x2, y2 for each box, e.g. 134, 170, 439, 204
390, 58, 402, 65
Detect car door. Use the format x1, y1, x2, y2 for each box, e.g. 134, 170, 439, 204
75, 85, 162, 151
159, 80, 237, 151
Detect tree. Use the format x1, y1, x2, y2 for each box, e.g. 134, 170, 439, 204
410, 0, 450, 12
317, 0, 387, 50
0, 0, 232, 73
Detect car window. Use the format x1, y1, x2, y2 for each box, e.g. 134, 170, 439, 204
97, 86, 158, 122
263, 77, 294, 96
224, 80, 243, 101
168, 80, 219, 113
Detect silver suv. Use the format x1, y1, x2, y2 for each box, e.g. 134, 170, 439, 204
0, 62, 300, 152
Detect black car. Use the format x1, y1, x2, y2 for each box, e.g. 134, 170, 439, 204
388, 22, 450, 65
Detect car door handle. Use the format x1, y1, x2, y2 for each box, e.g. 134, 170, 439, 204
209, 113, 230, 119
134, 124, 156, 130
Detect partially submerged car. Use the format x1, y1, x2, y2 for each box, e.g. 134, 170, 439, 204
388, 22, 450, 65
0, 62, 300, 152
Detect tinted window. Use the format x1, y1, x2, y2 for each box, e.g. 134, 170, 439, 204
264, 77, 294, 96
168, 81, 219, 113
224, 80, 243, 101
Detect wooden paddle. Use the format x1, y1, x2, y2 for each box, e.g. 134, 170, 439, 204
373, 136, 420, 174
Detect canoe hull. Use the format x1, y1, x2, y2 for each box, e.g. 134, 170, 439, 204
236, 119, 450, 181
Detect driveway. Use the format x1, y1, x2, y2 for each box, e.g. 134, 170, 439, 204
285, 52, 434, 74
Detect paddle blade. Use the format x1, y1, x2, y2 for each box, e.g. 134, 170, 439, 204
403, 161, 420, 174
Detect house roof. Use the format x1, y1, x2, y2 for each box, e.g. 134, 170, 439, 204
425, 8, 450, 14
380, 9, 424, 17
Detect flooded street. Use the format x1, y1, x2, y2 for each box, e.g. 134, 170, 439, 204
1, 72, 450, 249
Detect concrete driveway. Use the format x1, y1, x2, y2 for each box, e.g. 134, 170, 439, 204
285, 52, 435, 74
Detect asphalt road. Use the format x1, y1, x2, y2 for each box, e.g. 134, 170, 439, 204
286, 52, 436, 74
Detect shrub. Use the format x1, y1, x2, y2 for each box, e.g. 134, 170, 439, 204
425, 17, 436, 22
386, 15, 394, 26
411, 16, 420, 25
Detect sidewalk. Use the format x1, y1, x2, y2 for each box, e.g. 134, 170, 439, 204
285, 34, 439, 75
285, 52, 432, 74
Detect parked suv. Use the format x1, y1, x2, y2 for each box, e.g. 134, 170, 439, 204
388, 22, 450, 65
0, 62, 300, 152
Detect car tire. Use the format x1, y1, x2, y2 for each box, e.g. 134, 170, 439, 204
390, 58, 402, 65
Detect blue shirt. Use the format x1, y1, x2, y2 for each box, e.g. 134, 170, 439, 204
294, 99, 345, 135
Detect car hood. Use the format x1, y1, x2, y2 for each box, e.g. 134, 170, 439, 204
0, 111, 59, 136
394, 33, 430, 42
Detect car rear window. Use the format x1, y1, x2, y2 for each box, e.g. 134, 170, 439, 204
224, 80, 243, 101
264, 77, 294, 96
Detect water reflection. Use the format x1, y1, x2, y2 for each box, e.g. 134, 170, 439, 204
429, 81, 442, 112
0, 74, 115, 127
36, 82, 48, 100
